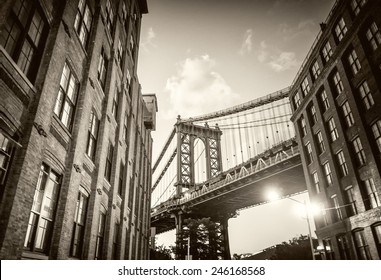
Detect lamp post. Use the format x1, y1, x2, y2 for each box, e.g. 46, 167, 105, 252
267, 191, 316, 260
287, 197, 315, 260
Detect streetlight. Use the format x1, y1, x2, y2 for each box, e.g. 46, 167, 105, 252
267, 191, 316, 260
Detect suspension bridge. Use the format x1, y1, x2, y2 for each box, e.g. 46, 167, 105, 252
150, 88, 307, 259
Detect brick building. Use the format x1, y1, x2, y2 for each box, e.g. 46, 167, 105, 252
0, 0, 157, 260
290, 0, 381, 259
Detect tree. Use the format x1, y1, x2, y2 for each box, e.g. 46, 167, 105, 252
270, 234, 318, 260
176, 217, 223, 260
150, 244, 173, 260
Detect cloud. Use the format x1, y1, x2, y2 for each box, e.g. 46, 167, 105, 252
254, 41, 298, 72
239, 29, 253, 55
278, 19, 316, 41
164, 55, 238, 119
257, 40, 269, 62
141, 27, 157, 53
268, 52, 298, 72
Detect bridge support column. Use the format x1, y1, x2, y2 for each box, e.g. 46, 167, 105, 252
220, 217, 231, 260
173, 211, 184, 260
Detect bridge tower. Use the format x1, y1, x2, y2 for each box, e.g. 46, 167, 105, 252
175, 116, 223, 195
173, 116, 224, 259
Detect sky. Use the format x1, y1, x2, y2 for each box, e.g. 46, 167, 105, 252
137, 0, 336, 255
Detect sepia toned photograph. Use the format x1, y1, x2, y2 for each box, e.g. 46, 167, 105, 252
0, 0, 380, 262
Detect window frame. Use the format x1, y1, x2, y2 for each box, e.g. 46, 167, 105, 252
70, 187, 89, 258
362, 178, 380, 210
320, 89, 330, 112
352, 228, 372, 260
301, 77, 310, 96
332, 71, 344, 97
366, 22, 381, 51
0, 0, 49, 83
336, 150, 349, 177
352, 136, 366, 166
322, 40, 333, 63
310, 60, 320, 81
312, 171, 320, 194
97, 47, 108, 90
328, 117, 339, 142
53, 62, 79, 131
351, 0, 367, 16
74, 0, 93, 49
86, 110, 99, 161
341, 101, 355, 128
348, 49, 361, 75
335, 17, 348, 42
23, 163, 61, 254
345, 185, 358, 217
316, 131, 326, 154
323, 161, 333, 186
104, 142, 114, 182
358, 80, 374, 110
371, 120, 381, 153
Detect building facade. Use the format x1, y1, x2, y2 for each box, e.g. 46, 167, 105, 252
290, 0, 381, 260
0, 0, 157, 260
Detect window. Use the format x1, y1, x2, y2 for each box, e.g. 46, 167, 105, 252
123, 113, 128, 142
336, 150, 348, 177
322, 41, 333, 63
306, 142, 313, 164
337, 234, 351, 260
323, 239, 335, 260
111, 89, 119, 120
95, 209, 106, 259
341, 101, 354, 128
352, 136, 366, 166
104, 0, 114, 35
358, 81, 374, 110
372, 223, 381, 258
316, 131, 325, 154
335, 18, 347, 42
112, 222, 120, 259
301, 77, 310, 96
97, 47, 108, 90
118, 163, 124, 196
345, 186, 358, 216
300, 116, 307, 137
348, 49, 361, 75
320, 90, 330, 112
371, 120, 381, 153
0, 0, 48, 82
309, 104, 318, 126
331, 194, 343, 222
104, 142, 114, 182
366, 22, 381, 51
24, 164, 60, 253
293, 92, 301, 109
323, 162, 333, 186
331, 71, 344, 97
353, 229, 372, 260
312, 172, 320, 194
362, 178, 380, 210
117, 39, 124, 68
310, 61, 320, 81
328, 118, 339, 142
351, 0, 367, 16
86, 110, 99, 161
74, 0, 92, 48
53, 63, 79, 130
70, 187, 89, 258
0, 132, 14, 187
